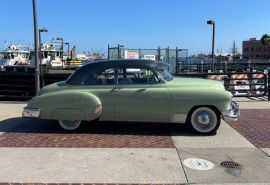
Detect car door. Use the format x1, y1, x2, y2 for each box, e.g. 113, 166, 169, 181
114, 67, 170, 122
82, 68, 116, 120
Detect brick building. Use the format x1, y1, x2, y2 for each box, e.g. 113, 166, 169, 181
242, 38, 270, 60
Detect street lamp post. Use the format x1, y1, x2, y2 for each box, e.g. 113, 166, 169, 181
57, 37, 64, 68
38, 28, 48, 51
117, 44, 124, 59
32, 0, 40, 94
65, 42, 70, 60
207, 19, 215, 71
38, 28, 48, 87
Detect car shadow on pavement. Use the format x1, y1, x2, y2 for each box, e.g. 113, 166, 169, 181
0, 117, 200, 136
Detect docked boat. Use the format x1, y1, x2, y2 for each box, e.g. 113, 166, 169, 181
0, 44, 31, 70
30, 41, 64, 68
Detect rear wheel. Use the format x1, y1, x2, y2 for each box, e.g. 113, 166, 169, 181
58, 120, 81, 131
187, 107, 220, 135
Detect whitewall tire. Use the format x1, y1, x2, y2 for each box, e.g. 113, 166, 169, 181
58, 120, 81, 131
187, 107, 220, 134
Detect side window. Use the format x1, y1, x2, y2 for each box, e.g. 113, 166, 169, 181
82, 68, 115, 85
117, 67, 158, 85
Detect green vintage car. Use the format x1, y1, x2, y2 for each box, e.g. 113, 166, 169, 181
23, 59, 239, 134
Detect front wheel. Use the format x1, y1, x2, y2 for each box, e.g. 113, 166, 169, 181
187, 107, 220, 135
58, 120, 81, 131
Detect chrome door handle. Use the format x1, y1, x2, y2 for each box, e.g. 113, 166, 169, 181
112, 87, 120, 91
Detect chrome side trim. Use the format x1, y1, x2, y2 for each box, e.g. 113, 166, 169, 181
222, 101, 240, 122
22, 107, 40, 118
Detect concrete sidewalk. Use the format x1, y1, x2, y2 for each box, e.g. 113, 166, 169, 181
0, 103, 26, 134
0, 101, 269, 184
0, 102, 25, 120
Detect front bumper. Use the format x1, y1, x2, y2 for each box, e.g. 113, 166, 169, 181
22, 107, 40, 118
222, 101, 240, 122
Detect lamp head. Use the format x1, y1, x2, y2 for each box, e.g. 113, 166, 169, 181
39, 28, 48, 32
207, 20, 215, 25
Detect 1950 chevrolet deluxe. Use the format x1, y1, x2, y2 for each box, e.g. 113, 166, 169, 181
23, 59, 239, 134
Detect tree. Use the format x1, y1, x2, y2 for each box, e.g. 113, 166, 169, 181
231, 40, 239, 56
260, 34, 270, 59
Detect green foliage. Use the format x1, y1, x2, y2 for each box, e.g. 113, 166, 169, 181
260, 34, 270, 46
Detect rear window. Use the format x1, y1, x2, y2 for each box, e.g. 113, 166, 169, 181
66, 66, 115, 85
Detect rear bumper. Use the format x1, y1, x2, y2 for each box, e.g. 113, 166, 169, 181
22, 107, 40, 118
222, 101, 240, 122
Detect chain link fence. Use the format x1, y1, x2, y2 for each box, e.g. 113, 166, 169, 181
108, 45, 188, 74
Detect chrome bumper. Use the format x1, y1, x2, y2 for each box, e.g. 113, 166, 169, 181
22, 107, 40, 118
222, 101, 240, 122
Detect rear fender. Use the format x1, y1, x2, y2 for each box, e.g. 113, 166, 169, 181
28, 91, 102, 121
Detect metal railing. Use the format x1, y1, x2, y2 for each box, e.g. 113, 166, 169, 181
176, 71, 269, 100
0, 68, 269, 101
176, 61, 270, 74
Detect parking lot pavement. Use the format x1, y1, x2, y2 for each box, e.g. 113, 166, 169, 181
0, 103, 26, 135
261, 148, 270, 156
178, 148, 270, 184
171, 121, 255, 149
227, 109, 270, 148
0, 102, 26, 120
196, 184, 270, 185
0, 102, 269, 184
234, 97, 270, 109
0, 119, 175, 148
0, 148, 186, 184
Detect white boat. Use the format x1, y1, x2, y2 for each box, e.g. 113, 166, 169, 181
30, 41, 64, 68
0, 44, 31, 70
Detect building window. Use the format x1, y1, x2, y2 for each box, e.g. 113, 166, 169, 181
256, 47, 261, 51
251, 48, 254, 52
244, 48, 249, 52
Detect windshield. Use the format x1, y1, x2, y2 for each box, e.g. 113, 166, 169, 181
154, 62, 173, 82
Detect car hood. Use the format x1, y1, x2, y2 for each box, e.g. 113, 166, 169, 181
37, 81, 66, 96
167, 77, 225, 90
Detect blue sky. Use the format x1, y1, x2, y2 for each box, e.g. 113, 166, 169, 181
1, 0, 269, 55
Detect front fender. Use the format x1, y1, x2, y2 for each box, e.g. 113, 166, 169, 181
28, 91, 101, 121
169, 89, 232, 123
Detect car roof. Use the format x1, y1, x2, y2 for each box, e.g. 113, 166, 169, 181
66, 59, 168, 85
83, 59, 158, 70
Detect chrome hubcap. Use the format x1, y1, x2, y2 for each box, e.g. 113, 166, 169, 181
197, 113, 211, 125
190, 107, 218, 133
